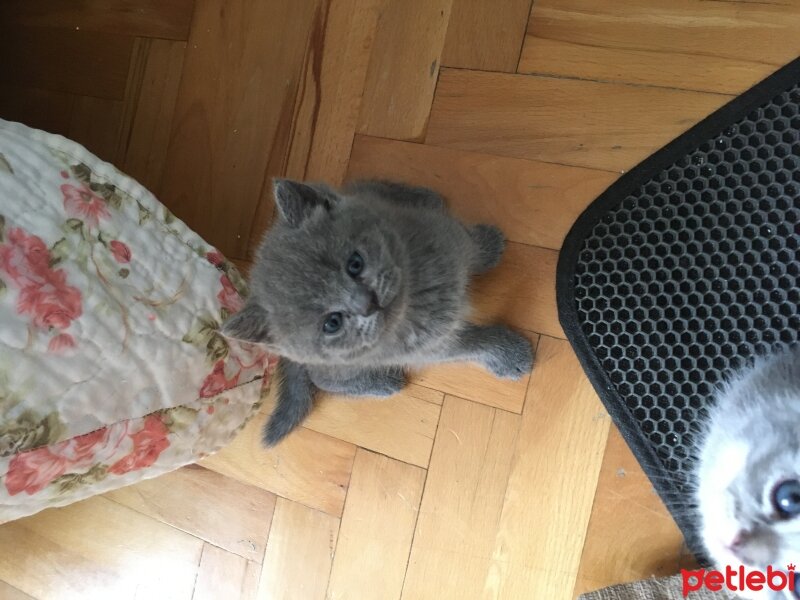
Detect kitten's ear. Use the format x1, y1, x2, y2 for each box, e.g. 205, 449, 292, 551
222, 302, 273, 345
273, 179, 334, 228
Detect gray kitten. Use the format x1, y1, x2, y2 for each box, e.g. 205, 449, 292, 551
695, 346, 800, 599
223, 179, 534, 445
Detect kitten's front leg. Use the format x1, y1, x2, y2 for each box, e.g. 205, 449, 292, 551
307, 365, 406, 397
442, 323, 534, 379
469, 224, 505, 274
263, 358, 316, 446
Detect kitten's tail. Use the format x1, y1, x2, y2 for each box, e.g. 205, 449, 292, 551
263, 358, 316, 446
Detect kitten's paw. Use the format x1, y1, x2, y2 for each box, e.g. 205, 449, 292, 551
262, 415, 296, 447
484, 328, 534, 380
261, 369, 314, 447
262, 400, 308, 446
470, 224, 506, 273
370, 367, 407, 397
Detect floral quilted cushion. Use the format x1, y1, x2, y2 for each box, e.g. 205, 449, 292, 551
0, 119, 278, 522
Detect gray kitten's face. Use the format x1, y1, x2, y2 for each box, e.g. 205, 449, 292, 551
697, 355, 800, 577
223, 180, 408, 364
698, 427, 800, 571
261, 207, 406, 362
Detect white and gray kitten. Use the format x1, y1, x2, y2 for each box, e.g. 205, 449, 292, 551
696, 346, 800, 598
224, 179, 533, 445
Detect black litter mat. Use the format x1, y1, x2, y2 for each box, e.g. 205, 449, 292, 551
557, 57, 800, 556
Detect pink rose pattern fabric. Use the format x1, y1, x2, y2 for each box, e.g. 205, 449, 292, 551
61, 183, 111, 229
6, 425, 122, 496
0, 119, 278, 522
0, 226, 83, 351
109, 240, 131, 264
218, 274, 245, 314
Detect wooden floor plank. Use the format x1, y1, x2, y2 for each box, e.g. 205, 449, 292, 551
119, 38, 186, 193
0, 27, 133, 100
68, 96, 123, 163
402, 397, 520, 599
104, 464, 276, 562
0, 581, 35, 600
327, 449, 425, 600
282, 0, 383, 187
442, 0, 533, 73
520, 0, 800, 95
200, 412, 356, 517
301, 385, 442, 468
426, 68, 729, 173
193, 544, 250, 600
490, 337, 610, 599
0, 85, 76, 138
471, 241, 562, 339
0, 496, 203, 600
241, 561, 262, 600
258, 498, 340, 600
572, 426, 696, 597
347, 135, 616, 250
0, 0, 196, 40
229, 258, 253, 278
159, 0, 320, 259
357, 0, 454, 141
411, 332, 539, 413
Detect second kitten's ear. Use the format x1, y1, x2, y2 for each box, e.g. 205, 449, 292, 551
221, 302, 273, 345
273, 179, 332, 228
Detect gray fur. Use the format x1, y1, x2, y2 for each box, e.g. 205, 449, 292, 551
264, 359, 315, 446
695, 346, 800, 597
224, 179, 534, 445
308, 364, 406, 396
469, 224, 506, 274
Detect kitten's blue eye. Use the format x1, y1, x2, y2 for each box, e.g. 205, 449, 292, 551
772, 479, 800, 518
323, 312, 343, 334
346, 252, 364, 277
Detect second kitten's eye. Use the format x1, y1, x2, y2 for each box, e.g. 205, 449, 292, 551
323, 312, 343, 334
346, 251, 364, 277
772, 479, 800, 518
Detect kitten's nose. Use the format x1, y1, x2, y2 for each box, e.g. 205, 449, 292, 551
725, 531, 748, 563
725, 528, 775, 566
366, 291, 380, 316
355, 288, 380, 316
727, 530, 745, 550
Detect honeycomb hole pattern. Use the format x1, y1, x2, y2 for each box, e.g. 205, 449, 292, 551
574, 85, 800, 489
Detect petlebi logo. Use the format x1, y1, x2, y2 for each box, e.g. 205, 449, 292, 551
681, 564, 797, 596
